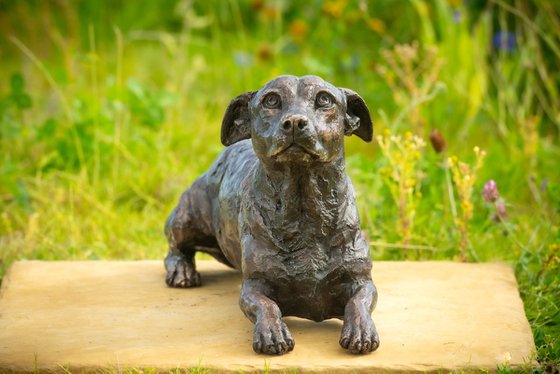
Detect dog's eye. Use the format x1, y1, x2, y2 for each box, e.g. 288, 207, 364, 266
316, 92, 334, 108
263, 93, 281, 109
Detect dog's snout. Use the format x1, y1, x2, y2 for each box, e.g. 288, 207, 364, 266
281, 115, 308, 133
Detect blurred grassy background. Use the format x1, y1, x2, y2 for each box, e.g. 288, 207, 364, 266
0, 0, 559, 370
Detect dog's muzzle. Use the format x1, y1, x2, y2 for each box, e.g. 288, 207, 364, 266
268, 113, 322, 159
281, 114, 309, 133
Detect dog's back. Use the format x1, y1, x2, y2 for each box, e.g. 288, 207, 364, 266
203, 139, 258, 269
164, 140, 256, 275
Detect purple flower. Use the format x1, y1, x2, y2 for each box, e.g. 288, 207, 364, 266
492, 31, 516, 52
233, 52, 254, 67
452, 10, 462, 24
483, 180, 500, 202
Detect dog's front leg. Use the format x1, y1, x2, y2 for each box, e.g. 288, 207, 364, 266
340, 280, 380, 354
240, 279, 295, 355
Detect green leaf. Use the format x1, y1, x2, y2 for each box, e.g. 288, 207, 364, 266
10, 73, 24, 93
38, 118, 57, 139
14, 93, 32, 109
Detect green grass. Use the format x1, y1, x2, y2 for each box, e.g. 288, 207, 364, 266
0, 0, 559, 372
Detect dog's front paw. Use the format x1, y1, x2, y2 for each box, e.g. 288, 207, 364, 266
164, 255, 201, 288
253, 317, 295, 355
339, 311, 379, 354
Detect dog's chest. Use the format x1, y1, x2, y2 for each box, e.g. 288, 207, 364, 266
252, 230, 362, 280
269, 254, 359, 320
241, 208, 370, 320
258, 193, 352, 255
243, 182, 362, 275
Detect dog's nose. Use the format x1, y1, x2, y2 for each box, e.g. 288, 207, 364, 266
281, 115, 308, 133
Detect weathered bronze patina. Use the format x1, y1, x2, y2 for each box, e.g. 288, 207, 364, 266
164, 75, 379, 355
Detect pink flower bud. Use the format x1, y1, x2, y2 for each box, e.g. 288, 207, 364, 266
483, 180, 500, 202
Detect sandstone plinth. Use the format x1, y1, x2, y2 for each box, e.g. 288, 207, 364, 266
0, 261, 536, 372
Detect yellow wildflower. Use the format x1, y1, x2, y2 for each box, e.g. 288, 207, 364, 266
367, 18, 386, 33
322, 0, 347, 18
289, 20, 308, 42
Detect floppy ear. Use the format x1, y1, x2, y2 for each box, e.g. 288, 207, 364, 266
340, 88, 373, 142
221, 91, 256, 146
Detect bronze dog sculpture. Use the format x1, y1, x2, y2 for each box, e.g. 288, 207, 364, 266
164, 75, 379, 355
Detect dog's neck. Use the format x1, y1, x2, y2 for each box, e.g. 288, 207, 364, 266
253, 156, 350, 228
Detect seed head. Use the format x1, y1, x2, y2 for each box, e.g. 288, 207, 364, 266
429, 129, 447, 153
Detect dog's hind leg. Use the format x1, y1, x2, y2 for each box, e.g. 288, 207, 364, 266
164, 250, 200, 288
164, 184, 217, 288
164, 206, 202, 288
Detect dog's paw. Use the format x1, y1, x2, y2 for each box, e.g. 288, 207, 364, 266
339, 312, 379, 354
165, 256, 201, 288
253, 317, 295, 355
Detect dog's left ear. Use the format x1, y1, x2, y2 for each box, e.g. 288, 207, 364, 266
340, 88, 373, 142
221, 91, 257, 146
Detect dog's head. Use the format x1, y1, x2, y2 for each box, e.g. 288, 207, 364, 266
221, 75, 372, 164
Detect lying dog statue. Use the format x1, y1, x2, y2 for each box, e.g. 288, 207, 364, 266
164, 75, 379, 355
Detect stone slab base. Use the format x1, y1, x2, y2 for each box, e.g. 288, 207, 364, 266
0, 260, 535, 372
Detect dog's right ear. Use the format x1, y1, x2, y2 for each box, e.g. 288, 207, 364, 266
221, 91, 256, 146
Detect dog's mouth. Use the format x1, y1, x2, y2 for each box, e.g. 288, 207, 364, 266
282, 143, 312, 154
271, 142, 320, 159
